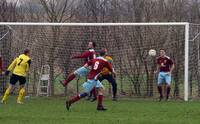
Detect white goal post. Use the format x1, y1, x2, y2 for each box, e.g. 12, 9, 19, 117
0, 22, 190, 101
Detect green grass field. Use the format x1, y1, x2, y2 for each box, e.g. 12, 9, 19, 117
1, 96, 200, 124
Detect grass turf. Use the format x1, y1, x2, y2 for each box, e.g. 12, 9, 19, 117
0, 96, 200, 124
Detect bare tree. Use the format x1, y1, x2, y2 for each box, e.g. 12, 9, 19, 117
39, 0, 76, 96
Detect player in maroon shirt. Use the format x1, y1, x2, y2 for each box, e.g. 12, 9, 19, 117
155, 49, 175, 101
60, 41, 96, 86
65, 50, 113, 111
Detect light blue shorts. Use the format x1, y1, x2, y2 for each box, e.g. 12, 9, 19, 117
74, 66, 90, 77
157, 72, 171, 85
82, 79, 104, 93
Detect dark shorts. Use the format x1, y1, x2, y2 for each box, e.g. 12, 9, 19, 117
10, 74, 26, 85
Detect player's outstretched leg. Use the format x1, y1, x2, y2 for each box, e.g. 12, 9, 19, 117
66, 92, 88, 110
60, 73, 76, 87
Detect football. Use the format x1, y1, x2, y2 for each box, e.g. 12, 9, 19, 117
148, 49, 156, 56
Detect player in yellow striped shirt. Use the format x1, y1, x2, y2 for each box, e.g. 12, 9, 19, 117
1, 49, 31, 104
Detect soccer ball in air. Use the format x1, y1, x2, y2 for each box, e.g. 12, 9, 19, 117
148, 49, 156, 56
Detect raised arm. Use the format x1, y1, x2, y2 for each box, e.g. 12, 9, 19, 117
72, 51, 92, 59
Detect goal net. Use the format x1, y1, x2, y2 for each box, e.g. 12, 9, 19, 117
0, 22, 198, 101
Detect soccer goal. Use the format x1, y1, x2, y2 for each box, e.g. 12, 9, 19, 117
0, 22, 199, 101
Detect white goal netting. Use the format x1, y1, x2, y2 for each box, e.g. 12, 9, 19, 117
0, 23, 199, 101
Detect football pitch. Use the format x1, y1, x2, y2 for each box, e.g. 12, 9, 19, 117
0, 97, 200, 124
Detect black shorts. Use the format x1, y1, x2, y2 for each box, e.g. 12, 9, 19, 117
10, 74, 26, 85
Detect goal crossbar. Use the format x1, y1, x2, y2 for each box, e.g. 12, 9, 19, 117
0, 22, 189, 26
